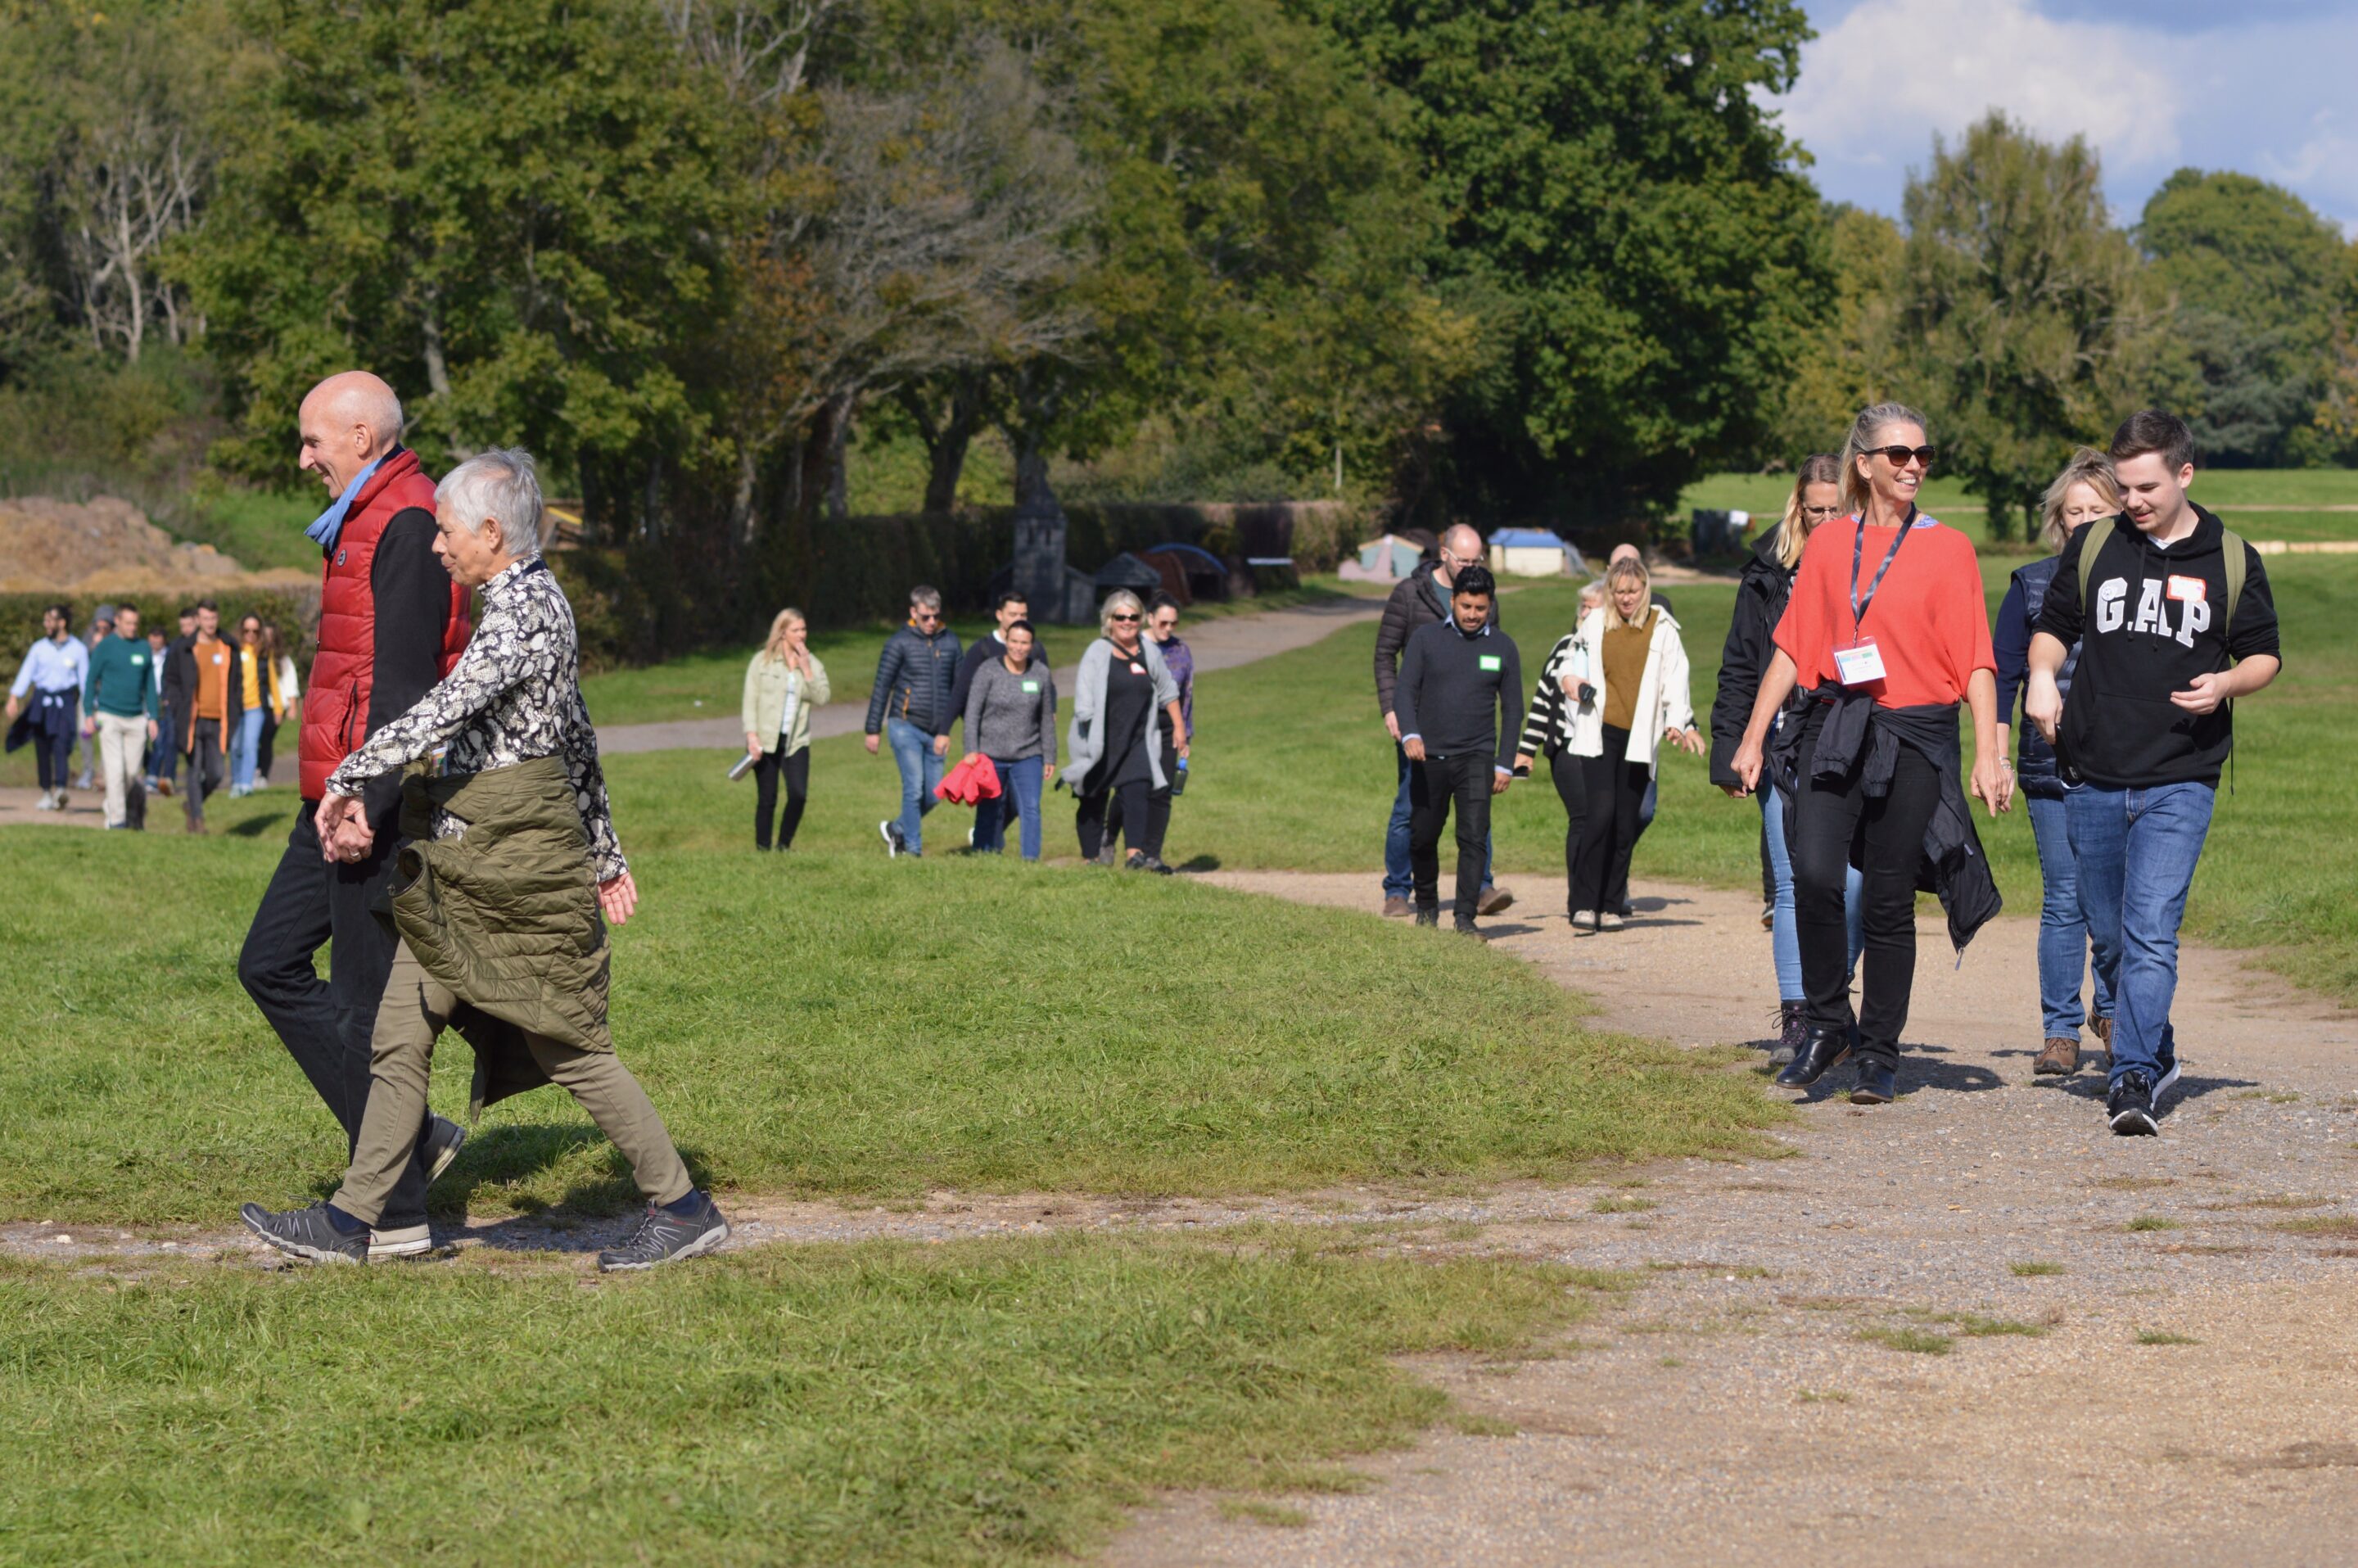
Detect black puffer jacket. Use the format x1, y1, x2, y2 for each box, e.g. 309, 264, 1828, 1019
864, 622, 961, 735
1993, 554, 2079, 798
1708, 525, 1798, 789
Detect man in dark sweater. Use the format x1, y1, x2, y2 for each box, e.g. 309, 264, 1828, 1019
2026, 410, 2281, 1137
1374, 524, 1511, 918
1394, 565, 1522, 933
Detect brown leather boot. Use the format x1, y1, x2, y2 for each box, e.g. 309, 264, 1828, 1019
1381, 897, 1413, 918
2034, 1036, 2080, 1076
2089, 1015, 2113, 1073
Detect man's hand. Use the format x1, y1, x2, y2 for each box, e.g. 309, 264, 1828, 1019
1667, 725, 1703, 757
2024, 671, 2062, 743
80, 715, 95, 737
3, 695, 17, 721
865, 733, 880, 755
2170, 671, 2234, 716
1969, 752, 2010, 818
745, 731, 762, 758
1491, 768, 1511, 796
931, 734, 949, 757
1384, 711, 1401, 741
598, 870, 639, 926
1402, 735, 1426, 762
315, 793, 374, 863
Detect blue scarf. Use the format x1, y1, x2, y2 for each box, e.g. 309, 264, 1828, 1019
305, 452, 392, 553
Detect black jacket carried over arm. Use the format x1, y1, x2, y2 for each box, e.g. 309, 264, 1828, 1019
1709, 526, 1797, 788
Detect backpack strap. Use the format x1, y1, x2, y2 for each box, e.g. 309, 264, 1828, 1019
2220, 528, 2245, 636
2076, 518, 2103, 610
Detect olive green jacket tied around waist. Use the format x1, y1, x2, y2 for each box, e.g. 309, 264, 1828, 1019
389, 754, 611, 1118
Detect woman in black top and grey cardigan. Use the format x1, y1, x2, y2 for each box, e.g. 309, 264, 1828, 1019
1064, 590, 1186, 871
963, 620, 1058, 861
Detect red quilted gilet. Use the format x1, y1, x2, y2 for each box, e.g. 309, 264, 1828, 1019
298, 447, 473, 799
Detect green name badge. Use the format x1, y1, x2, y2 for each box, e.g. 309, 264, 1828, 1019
1478, 654, 1502, 671
1022, 680, 1040, 693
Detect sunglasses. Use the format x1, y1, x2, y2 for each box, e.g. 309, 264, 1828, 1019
1109, 612, 1141, 623
1800, 504, 1845, 520
1872, 445, 1936, 469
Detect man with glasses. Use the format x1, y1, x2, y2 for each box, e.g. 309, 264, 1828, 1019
865, 585, 962, 856
1374, 525, 1512, 918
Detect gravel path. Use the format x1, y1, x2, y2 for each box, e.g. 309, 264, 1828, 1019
596, 596, 1385, 755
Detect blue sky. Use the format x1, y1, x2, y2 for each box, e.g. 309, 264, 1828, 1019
1772, 0, 2358, 233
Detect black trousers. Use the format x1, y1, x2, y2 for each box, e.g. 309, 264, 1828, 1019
183, 719, 225, 820
1077, 775, 1150, 860
1547, 748, 1585, 911
1409, 752, 1493, 920
1570, 726, 1649, 918
1789, 725, 1943, 1065
237, 800, 435, 1229
1107, 737, 1177, 861
752, 744, 811, 850
257, 711, 282, 783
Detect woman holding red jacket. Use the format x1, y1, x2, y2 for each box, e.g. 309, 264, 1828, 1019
1731, 403, 2008, 1105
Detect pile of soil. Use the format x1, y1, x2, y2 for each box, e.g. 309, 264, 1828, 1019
0, 495, 313, 595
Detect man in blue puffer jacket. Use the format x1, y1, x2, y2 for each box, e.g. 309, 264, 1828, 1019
863, 585, 962, 857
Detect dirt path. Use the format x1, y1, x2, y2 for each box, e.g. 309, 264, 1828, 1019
597, 596, 1385, 755
1095, 871, 2358, 1566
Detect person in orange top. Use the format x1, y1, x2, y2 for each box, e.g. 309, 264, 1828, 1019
1732, 403, 2008, 1105
161, 599, 245, 833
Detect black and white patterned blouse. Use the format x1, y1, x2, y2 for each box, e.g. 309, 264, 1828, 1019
326, 558, 626, 881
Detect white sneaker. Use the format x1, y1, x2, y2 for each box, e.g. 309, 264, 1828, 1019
369, 1222, 432, 1260
1596, 909, 1625, 931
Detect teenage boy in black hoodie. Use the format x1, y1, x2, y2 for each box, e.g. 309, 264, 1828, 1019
1395, 565, 1520, 934
2026, 410, 2281, 1136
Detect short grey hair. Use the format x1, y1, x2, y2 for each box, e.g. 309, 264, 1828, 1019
909, 584, 942, 612
436, 448, 544, 558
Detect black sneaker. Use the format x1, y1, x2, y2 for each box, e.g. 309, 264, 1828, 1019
2152, 1055, 2180, 1105
240, 1201, 368, 1264
422, 1114, 468, 1183
879, 820, 901, 858
1453, 916, 1482, 938
597, 1191, 731, 1272
2108, 1070, 2157, 1136
1413, 905, 1440, 929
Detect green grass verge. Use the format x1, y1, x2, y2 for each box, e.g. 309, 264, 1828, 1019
0, 760, 1784, 1222
0, 1231, 1592, 1565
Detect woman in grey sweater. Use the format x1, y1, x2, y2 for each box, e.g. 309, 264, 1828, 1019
962, 620, 1058, 860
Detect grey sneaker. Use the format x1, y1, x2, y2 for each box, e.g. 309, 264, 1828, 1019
598, 1192, 730, 1272
241, 1201, 368, 1264
879, 820, 901, 858
422, 1114, 468, 1183
370, 1222, 433, 1260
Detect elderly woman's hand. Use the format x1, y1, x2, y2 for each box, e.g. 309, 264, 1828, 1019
598, 870, 639, 926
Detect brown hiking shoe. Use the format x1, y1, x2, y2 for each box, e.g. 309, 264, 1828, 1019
1475, 886, 1515, 916
2034, 1036, 2080, 1076
1382, 897, 1413, 918
2089, 1015, 2113, 1073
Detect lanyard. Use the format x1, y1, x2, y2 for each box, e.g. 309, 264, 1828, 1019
1850, 506, 1916, 635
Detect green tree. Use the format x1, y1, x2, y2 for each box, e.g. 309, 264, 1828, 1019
2138, 169, 2347, 466
1898, 113, 2152, 540
181, 0, 740, 525
1763, 203, 1904, 463
1303, 0, 1828, 526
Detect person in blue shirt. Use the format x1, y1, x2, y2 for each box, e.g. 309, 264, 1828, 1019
6, 603, 90, 811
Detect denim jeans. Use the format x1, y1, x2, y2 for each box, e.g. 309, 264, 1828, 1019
1385, 742, 1490, 898
885, 717, 944, 853
233, 706, 266, 791
977, 754, 1045, 860
2027, 793, 2116, 1040
1760, 783, 1861, 1002
2067, 781, 2214, 1088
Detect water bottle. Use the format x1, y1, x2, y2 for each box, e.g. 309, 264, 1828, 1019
1170, 755, 1189, 797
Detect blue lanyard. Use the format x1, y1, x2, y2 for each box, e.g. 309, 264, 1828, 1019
1850, 507, 1916, 635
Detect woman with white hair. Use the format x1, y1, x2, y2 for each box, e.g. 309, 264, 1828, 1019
1995, 448, 2120, 1077
1064, 589, 1187, 870
242, 449, 729, 1273
1520, 556, 1701, 932
741, 607, 831, 852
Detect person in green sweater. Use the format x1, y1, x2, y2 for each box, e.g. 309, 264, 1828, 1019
80, 605, 160, 829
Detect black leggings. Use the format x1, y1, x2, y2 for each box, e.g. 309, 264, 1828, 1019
752, 744, 810, 850
1547, 748, 1585, 908
1077, 776, 1150, 860
1104, 737, 1176, 860
1789, 722, 1943, 1064
1570, 726, 1649, 918
1409, 752, 1493, 920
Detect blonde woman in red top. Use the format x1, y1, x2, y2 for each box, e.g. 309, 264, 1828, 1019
1732, 403, 2007, 1105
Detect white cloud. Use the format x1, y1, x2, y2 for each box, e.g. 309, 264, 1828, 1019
1773, 0, 2176, 205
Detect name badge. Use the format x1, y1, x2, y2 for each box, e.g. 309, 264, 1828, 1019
1832, 638, 1887, 686
2166, 574, 2205, 604
1478, 654, 1502, 671
1021, 680, 1039, 694
1128, 662, 1145, 675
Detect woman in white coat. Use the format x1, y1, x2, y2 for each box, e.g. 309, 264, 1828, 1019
1520, 556, 1701, 931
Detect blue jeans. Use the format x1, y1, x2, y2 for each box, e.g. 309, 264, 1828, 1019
233, 706, 266, 790
1385, 743, 1490, 898
1761, 783, 1861, 1001
2067, 782, 2214, 1088
885, 717, 945, 853
2027, 793, 2116, 1040
976, 755, 1045, 860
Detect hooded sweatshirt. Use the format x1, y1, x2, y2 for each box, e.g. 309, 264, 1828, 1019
2034, 504, 2279, 789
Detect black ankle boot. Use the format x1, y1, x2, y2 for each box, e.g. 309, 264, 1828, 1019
1413, 904, 1440, 929
1773, 1023, 1855, 1088
1769, 1001, 1805, 1067
1850, 1060, 1897, 1105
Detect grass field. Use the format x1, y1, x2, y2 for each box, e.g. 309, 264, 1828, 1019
0, 1232, 1609, 1564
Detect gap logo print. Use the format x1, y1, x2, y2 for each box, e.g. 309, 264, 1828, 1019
2093, 572, 2209, 648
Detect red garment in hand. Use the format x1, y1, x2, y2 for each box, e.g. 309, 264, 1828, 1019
935, 752, 1002, 805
